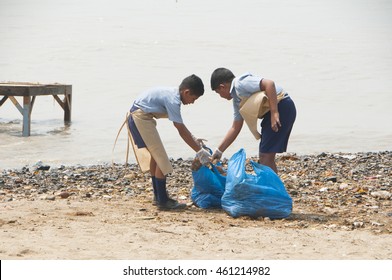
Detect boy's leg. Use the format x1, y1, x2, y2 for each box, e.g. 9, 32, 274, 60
150, 158, 186, 210
151, 158, 168, 202
155, 177, 186, 210
259, 97, 296, 174
150, 159, 158, 204
151, 176, 158, 205
154, 177, 169, 204
259, 153, 277, 174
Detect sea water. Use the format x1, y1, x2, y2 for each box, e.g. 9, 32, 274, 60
0, 0, 391, 169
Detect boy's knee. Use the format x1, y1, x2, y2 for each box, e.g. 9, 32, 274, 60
259, 153, 275, 162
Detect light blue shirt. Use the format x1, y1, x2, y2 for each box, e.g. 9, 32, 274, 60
133, 87, 183, 123
230, 72, 283, 121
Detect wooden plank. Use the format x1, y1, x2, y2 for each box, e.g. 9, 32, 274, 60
53, 94, 65, 110
29, 86, 67, 96
0, 95, 8, 107
0, 83, 71, 97
8, 96, 23, 115
0, 86, 29, 96
0, 82, 43, 86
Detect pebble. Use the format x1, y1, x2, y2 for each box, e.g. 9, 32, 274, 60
371, 191, 391, 199
353, 221, 364, 228
339, 183, 349, 190
59, 192, 70, 199
326, 176, 337, 183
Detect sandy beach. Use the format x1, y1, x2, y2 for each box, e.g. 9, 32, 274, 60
1, 151, 391, 260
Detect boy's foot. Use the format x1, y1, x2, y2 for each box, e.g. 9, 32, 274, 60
158, 198, 187, 210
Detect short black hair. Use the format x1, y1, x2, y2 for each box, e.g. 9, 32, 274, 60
210, 67, 235, 90
179, 74, 204, 96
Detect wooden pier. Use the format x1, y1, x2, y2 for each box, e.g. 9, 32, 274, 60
0, 82, 72, 136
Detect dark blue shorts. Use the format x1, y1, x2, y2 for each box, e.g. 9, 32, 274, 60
259, 96, 296, 153
128, 105, 147, 149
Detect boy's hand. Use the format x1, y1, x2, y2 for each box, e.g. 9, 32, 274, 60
196, 148, 211, 165
192, 135, 207, 148
271, 112, 281, 132
211, 148, 223, 161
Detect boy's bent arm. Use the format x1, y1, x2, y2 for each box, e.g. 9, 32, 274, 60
218, 119, 243, 152
260, 78, 278, 113
173, 122, 201, 152
260, 78, 281, 132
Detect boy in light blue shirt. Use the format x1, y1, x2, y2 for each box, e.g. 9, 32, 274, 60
210, 68, 296, 174
129, 74, 210, 210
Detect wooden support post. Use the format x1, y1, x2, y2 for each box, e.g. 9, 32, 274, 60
30, 96, 36, 114
22, 96, 31, 136
64, 86, 72, 123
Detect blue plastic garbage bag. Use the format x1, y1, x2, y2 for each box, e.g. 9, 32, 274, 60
221, 148, 292, 219
191, 163, 226, 209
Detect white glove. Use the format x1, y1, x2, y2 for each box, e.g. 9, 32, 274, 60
211, 148, 223, 161
192, 135, 207, 148
196, 148, 211, 165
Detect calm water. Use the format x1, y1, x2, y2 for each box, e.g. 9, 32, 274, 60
1, 0, 391, 169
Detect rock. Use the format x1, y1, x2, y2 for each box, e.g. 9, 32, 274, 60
339, 183, 349, 190
59, 192, 70, 199
371, 191, 391, 199
289, 190, 298, 196
37, 165, 50, 171
326, 176, 337, 183
353, 221, 364, 228
34, 161, 50, 171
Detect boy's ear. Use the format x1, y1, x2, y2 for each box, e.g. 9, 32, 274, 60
183, 88, 191, 96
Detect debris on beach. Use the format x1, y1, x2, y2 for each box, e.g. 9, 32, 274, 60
0, 151, 391, 234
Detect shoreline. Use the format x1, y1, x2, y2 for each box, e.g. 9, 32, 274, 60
1, 148, 392, 171
1, 151, 391, 259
